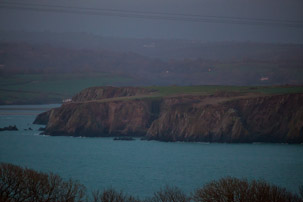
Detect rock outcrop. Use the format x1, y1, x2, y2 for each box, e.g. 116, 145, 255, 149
146, 94, 303, 143
71, 86, 153, 102
0, 125, 18, 132
34, 87, 303, 143
39, 98, 161, 137
33, 110, 52, 125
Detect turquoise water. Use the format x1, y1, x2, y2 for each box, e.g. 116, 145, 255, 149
0, 105, 303, 198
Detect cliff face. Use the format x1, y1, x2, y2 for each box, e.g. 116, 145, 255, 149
72, 86, 153, 102
146, 94, 303, 143
34, 87, 303, 143
33, 110, 52, 125
43, 99, 161, 137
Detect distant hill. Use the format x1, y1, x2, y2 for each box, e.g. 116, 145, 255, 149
1, 42, 302, 85
0, 30, 302, 60
0, 36, 302, 104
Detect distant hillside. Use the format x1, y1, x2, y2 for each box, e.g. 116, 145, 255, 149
1, 30, 302, 60
0, 40, 302, 104
1, 42, 302, 85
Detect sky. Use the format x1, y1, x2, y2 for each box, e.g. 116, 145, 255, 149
0, 0, 302, 43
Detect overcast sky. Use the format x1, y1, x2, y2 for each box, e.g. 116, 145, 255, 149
0, 0, 302, 43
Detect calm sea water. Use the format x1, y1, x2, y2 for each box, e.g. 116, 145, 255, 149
0, 105, 303, 198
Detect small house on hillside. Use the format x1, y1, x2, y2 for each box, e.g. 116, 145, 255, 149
260, 77, 269, 81
62, 98, 72, 103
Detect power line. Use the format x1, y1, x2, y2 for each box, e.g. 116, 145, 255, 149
0, 1, 302, 28
1, 1, 301, 27
2, 0, 302, 24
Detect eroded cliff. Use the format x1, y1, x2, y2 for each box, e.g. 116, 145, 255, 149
34, 87, 303, 143
41, 98, 161, 137
71, 86, 153, 102
146, 94, 303, 143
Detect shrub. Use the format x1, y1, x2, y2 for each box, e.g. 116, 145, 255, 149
92, 188, 140, 202
299, 185, 303, 200
0, 163, 86, 202
146, 185, 190, 202
192, 177, 302, 202
1, 163, 302, 202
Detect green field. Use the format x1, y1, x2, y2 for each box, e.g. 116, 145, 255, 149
1, 73, 303, 104
0, 73, 134, 104
146, 85, 303, 97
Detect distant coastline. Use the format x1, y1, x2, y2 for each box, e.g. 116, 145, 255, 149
34, 86, 303, 143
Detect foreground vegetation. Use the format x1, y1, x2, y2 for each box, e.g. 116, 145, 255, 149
1, 163, 302, 202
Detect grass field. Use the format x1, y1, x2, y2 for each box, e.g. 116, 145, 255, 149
146, 85, 303, 97
0, 73, 134, 104
1, 73, 302, 104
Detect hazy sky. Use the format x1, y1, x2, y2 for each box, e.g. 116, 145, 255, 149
0, 0, 302, 43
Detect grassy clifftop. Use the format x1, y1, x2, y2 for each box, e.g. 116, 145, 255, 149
35, 86, 303, 143
1, 75, 302, 105
146, 85, 303, 97
71, 85, 303, 103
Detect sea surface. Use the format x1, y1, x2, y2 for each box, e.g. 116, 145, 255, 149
0, 104, 303, 198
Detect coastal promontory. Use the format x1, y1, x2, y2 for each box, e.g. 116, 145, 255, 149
34, 86, 303, 143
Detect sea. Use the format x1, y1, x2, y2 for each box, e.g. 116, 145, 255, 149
0, 104, 302, 199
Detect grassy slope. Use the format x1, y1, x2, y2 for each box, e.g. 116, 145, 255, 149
0, 73, 134, 104
76, 85, 303, 104
145, 85, 303, 97
0, 73, 302, 104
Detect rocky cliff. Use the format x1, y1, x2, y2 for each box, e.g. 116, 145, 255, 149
146, 94, 303, 143
34, 87, 303, 143
71, 86, 153, 102
40, 99, 161, 137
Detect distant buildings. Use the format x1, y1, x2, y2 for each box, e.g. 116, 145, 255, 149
62, 98, 72, 103
143, 42, 155, 48
260, 77, 269, 81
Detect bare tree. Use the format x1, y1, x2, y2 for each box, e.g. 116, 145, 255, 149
145, 185, 190, 202
92, 188, 140, 202
2, 163, 302, 202
0, 163, 86, 202
299, 185, 303, 200
192, 177, 302, 202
